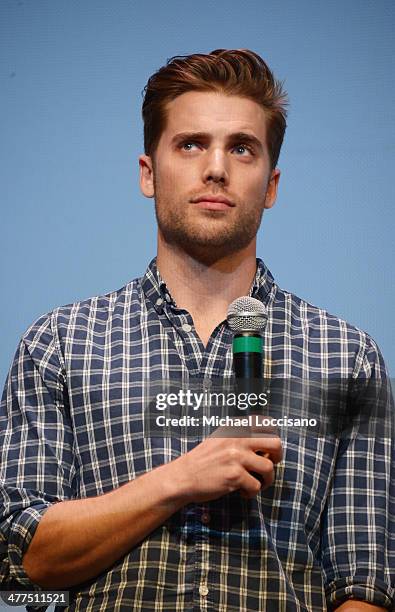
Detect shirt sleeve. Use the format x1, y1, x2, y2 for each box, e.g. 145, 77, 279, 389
321, 335, 395, 609
0, 312, 75, 590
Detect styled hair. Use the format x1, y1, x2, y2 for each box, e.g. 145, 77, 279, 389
142, 49, 288, 169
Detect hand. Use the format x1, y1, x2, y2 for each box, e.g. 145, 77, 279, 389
171, 431, 283, 504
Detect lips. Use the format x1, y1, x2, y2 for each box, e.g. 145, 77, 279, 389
192, 195, 235, 210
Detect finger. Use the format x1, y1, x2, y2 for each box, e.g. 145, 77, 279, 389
247, 436, 283, 464
250, 425, 278, 437
238, 470, 262, 499
244, 454, 275, 489
209, 425, 251, 438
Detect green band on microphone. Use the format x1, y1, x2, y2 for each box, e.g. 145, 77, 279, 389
233, 336, 263, 353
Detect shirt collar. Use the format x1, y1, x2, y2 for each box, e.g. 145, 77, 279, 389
140, 257, 172, 310
140, 257, 276, 312
248, 257, 276, 304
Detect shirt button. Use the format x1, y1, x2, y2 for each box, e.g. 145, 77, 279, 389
203, 378, 212, 390
199, 585, 209, 597
155, 298, 163, 306
182, 323, 192, 332
201, 512, 210, 524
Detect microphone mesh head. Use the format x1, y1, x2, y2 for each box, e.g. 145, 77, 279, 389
227, 296, 268, 333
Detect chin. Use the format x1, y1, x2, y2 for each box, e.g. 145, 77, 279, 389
179, 237, 253, 264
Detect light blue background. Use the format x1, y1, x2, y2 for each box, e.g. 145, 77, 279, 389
0, 0, 394, 606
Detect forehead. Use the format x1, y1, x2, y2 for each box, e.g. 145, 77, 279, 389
162, 91, 267, 141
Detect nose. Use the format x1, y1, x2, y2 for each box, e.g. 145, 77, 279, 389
202, 148, 229, 185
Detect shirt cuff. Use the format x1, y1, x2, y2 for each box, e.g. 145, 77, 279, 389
7, 503, 51, 588
326, 576, 394, 610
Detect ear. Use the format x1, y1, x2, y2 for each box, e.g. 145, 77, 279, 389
264, 168, 281, 210
139, 154, 155, 198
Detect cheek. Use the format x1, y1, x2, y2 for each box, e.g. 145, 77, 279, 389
242, 176, 269, 203
236, 165, 268, 191
159, 159, 186, 187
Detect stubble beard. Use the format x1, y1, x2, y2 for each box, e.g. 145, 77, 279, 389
154, 183, 266, 265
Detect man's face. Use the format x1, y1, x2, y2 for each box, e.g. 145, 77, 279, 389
139, 91, 280, 262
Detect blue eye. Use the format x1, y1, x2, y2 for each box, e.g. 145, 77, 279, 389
234, 144, 253, 155
179, 141, 253, 155
182, 142, 198, 151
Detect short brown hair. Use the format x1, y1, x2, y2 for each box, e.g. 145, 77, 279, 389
142, 49, 288, 169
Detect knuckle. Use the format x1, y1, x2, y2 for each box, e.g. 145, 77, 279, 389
227, 465, 242, 482
227, 445, 242, 462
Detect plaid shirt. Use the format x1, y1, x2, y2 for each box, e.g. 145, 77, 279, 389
0, 257, 394, 611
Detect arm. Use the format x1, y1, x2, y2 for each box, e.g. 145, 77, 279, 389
0, 317, 76, 590
22, 434, 282, 588
322, 336, 394, 610
22, 460, 183, 588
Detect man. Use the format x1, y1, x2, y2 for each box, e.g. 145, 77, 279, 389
0, 49, 393, 611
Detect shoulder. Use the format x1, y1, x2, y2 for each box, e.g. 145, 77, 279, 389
271, 284, 386, 378
273, 284, 371, 338
23, 277, 142, 340
19, 276, 144, 371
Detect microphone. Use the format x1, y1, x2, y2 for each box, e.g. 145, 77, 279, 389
227, 297, 270, 473
227, 296, 268, 382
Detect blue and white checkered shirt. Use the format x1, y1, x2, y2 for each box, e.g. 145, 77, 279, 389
1, 258, 394, 611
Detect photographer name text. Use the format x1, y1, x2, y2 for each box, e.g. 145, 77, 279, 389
155, 415, 317, 428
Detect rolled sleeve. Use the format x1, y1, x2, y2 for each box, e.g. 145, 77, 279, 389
0, 313, 75, 589
322, 337, 395, 610
326, 575, 394, 609
1, 504, 51, 588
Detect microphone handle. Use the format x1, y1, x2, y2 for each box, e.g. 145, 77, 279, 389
233, 333, 263, 395
234, 352, 263, 379
233, 333, 268, 485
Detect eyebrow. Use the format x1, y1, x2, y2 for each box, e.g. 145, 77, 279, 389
170, 131, 264, 152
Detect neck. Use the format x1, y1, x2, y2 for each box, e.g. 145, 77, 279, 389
156, 234, 258, 345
